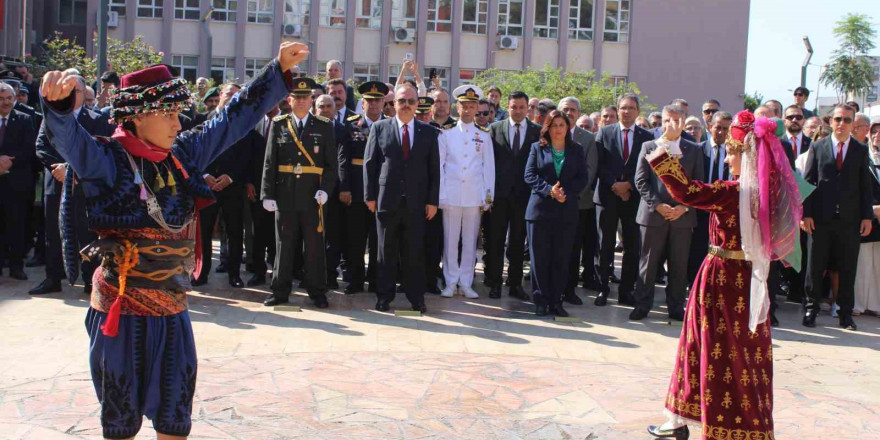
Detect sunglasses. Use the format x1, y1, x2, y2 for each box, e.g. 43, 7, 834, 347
832, 116, 854, 124
785, 115, 804, 121
476, 111, 491, 116
396, 98, 418, 105
702, 108, 718, 115
794, 93, 806, 97
384, 101, 394, 107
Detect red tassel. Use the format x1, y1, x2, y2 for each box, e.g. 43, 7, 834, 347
100, 295, 124, 337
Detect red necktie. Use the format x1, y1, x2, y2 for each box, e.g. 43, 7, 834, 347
791, 136, 798, 156
837, 142, 844, 171
622, 128, 630, 162
402, 123, 410, 160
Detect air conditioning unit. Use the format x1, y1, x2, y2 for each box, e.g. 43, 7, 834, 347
393, 27, 415, 44
497, 35, 518, 50
107, 11, 119, 28
282, 23, 302, 38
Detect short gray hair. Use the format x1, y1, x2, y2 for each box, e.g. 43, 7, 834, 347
711, 110, 733, 124
855, 112, 871, 125
662, 104, 685, 117
558, 96, 581, 111
0, 82, 14, 96
326, 59, 342, 70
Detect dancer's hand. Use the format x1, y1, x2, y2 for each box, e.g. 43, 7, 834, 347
40, 71, 78, 101
278, 42, 310, 73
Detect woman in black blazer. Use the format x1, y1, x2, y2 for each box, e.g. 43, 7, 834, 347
524, 110, 589, 317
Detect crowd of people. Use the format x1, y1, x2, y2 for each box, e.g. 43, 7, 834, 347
2, 57, 879, 327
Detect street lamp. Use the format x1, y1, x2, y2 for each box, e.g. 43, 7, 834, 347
97, 0, 109, 95
202, 8, 216, 80
801, 36, 813, 89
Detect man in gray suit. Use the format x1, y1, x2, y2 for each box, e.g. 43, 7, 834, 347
631, 105, 704, 321
559, 97, 599, 304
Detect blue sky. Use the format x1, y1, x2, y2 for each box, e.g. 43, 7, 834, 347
745, 0, 879, 107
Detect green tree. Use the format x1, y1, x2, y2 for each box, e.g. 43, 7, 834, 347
34, 33, 163, 85
105, 36, 165, 78
471, 64, 651, 114
742, 91, 763, 112
820, 13, 877, 101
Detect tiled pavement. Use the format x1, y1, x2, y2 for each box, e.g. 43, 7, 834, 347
1, 256, 879, 439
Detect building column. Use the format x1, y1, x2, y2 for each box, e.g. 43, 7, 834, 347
557, 0, 570, 70
592, 0, 606, 80
344, 0, 356, 79
161, 0, 173, 65
378, 0, 393, 83
86, 0, 97, 57
272, 0, 282, 53
486, 0, 499, 69
199, 1, 210, 78
235, 0, 247, 81
416, 0, 429, 77
125, 0, 136, 42
308, 0, 320, 74
522, 0, 534, 69
450, 0, 462, 90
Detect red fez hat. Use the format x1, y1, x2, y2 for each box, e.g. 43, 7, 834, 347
111, 64, 192, 123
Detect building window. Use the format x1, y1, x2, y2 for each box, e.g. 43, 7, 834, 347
212, 0, 238, 22
175, 0, 200, 20
353, 63, 380, 86
424, 67, 448, 90
427, 0, 452, 32
459, 69, 483, 85
211, 57, 237, 85
248, 0, 274, 23
109, 0, 126, 16
172, 55, 200, 84
391, 0, 418, 30
137, 0, 164, 18
284, 0, 310, 29
461, 0, 487, 34
59, 0, 88, 24
568, 0, 593, 41
604, 0, 630, 42
355, 0, 382, 29
612, 76, 627, 87
388, 65, 401, 84
245, 58, 271, 81
533, 0, 559, 39
497, 0, 523, 36
320, 0, 346, 27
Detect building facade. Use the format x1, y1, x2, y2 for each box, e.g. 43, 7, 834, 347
2, 0, 750, 111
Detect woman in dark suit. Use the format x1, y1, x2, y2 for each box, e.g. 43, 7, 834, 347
525, 110, 589, 316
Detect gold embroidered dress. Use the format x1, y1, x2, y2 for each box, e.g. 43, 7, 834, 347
650, 152, 774, 440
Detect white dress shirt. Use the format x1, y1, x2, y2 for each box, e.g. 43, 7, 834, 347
508, 117, 526, 149
619, 122, 636, 157
292, 112, 310, 132
787, 131, 804, 154
707, 137, 726, 181
438, 120, 496, 207
831, 134, 851, 161
396, 116, 415, 147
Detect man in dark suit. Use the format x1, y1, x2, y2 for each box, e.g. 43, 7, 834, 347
313, 92, 349, 289
364, 83, 440, 313
323, 60, 356, 111
631, 105, 704, 321
339, 82, 388, 294
327, 79, 358, 127
244, 106, 278, 287
0, 82, 37, 280
688, 111, 732, 284
262, 78, 338, 308
801, 104, 874, 331
30, 76, 114, 294
780, 105, 812, 303
485, 91, 541, 300
593, 93, 653, 306
558, 97, 598, 304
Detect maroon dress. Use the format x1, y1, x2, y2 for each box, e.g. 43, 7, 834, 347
650, 152, 775, 440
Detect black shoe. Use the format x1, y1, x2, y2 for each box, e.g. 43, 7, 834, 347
368, 282, 378, 293
647, 424, 689, 440
29, 278, 62, 295
376, 299, 391, 312
594, 291, 609, 306
629, 308, 649, 320
191, 276, 208, 287
426, 284, 441, 295
25, 255, 45, 267
412, 303, 427, 314
535, 304, 549, 316
247, 273, 267, 287
344, 283, 364, 295
839, 314, 857, 331
489, 286, 502, 299
83, 283, 92, 295
263, 295, 288, 306
618, 293, 635, 306
8, 269, 27, 281
313, 294, 330, 309
215, 262, 227, 273
327, 278, 339, 289
609, 273, 621, 284
769, 311, 779, 327
802, 309, 818, 328
509, 285, 530, 301
228, 274, 244, 288
562, 291, 583, 305
550, 304, 569, 317
668, 310, 685, 322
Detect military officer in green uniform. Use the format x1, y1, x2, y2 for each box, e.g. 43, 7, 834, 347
261, 77, 338, 308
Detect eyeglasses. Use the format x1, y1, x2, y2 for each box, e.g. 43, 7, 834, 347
794, 93, 806, 97
396, 98, 418, 105
383, 101, 394, 107
785, 115, 804, 121
832, 116, 854, 124
702, 108, 718, 115
476, 111, 491, 116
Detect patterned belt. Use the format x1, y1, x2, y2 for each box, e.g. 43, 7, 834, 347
708, 245, 746, 260
278, 165, 323, 175
351, 158, 364, 166
82, 238, 195, 290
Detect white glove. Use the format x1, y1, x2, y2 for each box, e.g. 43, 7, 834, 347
315, 190, 328, 205
263, 199, 278, 212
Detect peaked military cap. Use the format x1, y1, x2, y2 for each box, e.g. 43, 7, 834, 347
358, 81, 389, 99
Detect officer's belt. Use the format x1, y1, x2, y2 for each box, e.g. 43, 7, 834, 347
351, 158, 364, 166
278, 165, 324, 174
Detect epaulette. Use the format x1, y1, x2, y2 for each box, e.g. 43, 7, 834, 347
272, 114, 289, 122
347, 114, 362, 122
314, 114, 331, 123
442, 123, 455, 130
477, 125, 490, 132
